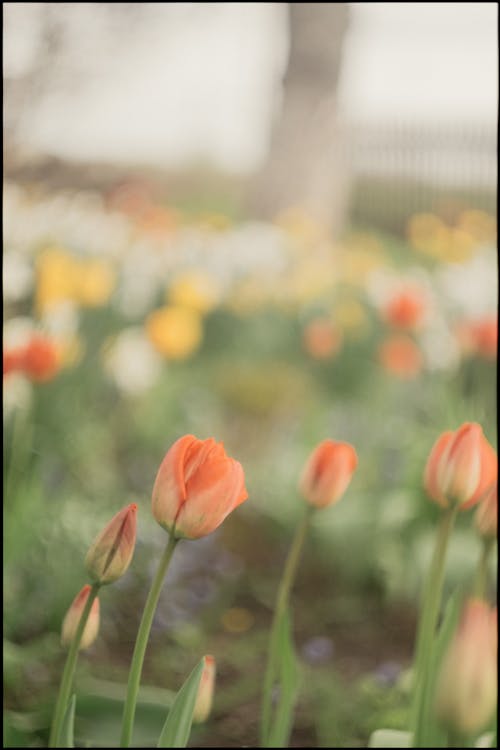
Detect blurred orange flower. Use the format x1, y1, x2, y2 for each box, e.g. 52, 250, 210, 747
378, 335, 423, 379
303, 318, 342, 360
475, 482, 497, 539
61, 585, 100, 650
456, 317, 498, 360
434, 599, 497, 735
4, 336, 61, 383
382, 287, 427, 330
300, 439, 358, 509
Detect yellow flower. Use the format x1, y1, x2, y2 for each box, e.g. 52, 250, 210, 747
146, 305, 203, 359
196, 212, 232, 231
274, 206, 326, 244
407, 213, 477, 263
77, 260, 115, 307
35, 247, 79, 315
457, 210, 496, 246
168, 272, 220, 314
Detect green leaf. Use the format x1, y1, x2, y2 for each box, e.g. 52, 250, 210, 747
156, 657, 205, 748
414, 589, 462, 748
60, 694, 76, 748
266, 608, 300, 749
368, 729, 412, 748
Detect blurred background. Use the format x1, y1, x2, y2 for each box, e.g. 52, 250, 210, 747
3, 3, 498, 747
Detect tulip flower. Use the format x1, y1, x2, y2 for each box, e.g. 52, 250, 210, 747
475, 482, 498, 539
378, 335, 423, 379
434, 599, 497, 736
382, 287, 426, 330
424, 423, 497, 510
61, 584, 100, 650
152, 435, 248, 539
85, 503, 137, 585
193, 655, 216, 724
121, 440, 246, 747
299, 439, 358, 509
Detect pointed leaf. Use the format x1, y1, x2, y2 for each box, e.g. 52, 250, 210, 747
157, 657, 204, 748
414, 589, 462, 748
267, 608, 300, 748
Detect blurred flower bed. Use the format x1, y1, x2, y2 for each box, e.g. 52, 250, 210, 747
3, 179, 497, 747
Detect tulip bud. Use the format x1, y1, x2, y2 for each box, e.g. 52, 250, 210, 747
61, 585, 100, 650
424, 423, 497, 510
152, 435, 248, 539
193, 655, 216, 724
85, 503, 137, 585
475, 482, 498, 539
434, 599, 497, 735
299, 439, 358, 509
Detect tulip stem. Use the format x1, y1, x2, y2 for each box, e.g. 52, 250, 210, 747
49, 582, 100, 748
473, 537, 494, 598
120, 534, 178, 748
260, 505, 313, 747
411, 506, 458, 746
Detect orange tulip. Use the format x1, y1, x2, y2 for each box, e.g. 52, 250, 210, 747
424, 423, 497, 510
3, 348, 25, 378
299, 439, 358, 509
152, 435, 248, 539
382, 288, 426, 330
85, 503, 138, 585
302, 318, 343, 359
378, 335, 423, 379
434, 599, 497, 735
21, 336, 61, 382
475, 482, 498, 539
61, 584, 100, 650
3, 337, 61, 382
193, 655, 216, 724
456, 317, 498, 360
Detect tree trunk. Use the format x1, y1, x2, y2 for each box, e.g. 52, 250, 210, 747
250, 3, 351, 237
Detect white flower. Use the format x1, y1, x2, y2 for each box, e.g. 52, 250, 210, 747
103, 327, 162, 395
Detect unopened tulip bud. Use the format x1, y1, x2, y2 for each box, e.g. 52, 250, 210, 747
424, 423, 497, 510
61, 585, 100, 650
85, 503, 137, 585
475, 482, 498, 539
299, 439, 358, 509
152, 435, 248, 539
193, 655, 216, 724
434, 599, 497, 735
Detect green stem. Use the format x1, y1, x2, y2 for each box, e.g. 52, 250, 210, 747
473, 537, 494, 598
120, 534, 178, 748
260, 506, 313, 747
49, 583, 101, 748
411, 506, 457, 745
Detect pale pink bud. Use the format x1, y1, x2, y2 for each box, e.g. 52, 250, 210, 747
152, 435, 248, 539
85, 503, 137, 585
193, 655, 216, 724
424, 423, 497, 509
299, 439, 358, 509
434, 599, 497, 735
61, 585, 100, 650
475, 482, 498, 539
